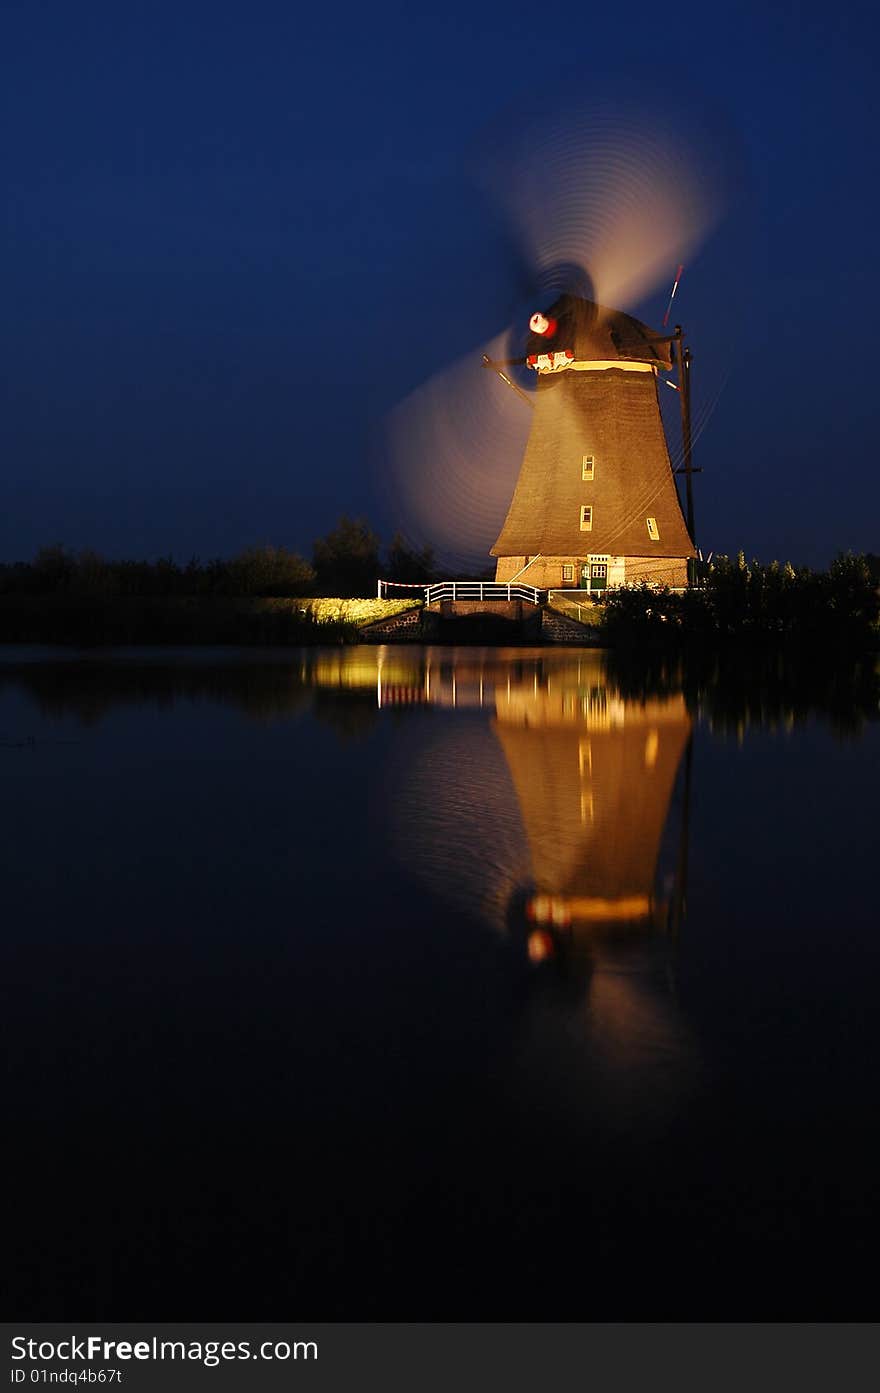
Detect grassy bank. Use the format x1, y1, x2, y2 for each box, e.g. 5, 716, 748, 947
0, 596, 418, 646
546, 594, 604, 626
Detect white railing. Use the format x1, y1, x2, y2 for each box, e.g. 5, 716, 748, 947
376, 580, 427, 598
426, 580, 546, 606
377, 579, 545, 605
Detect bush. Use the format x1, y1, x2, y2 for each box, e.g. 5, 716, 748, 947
600, 553, 879, 651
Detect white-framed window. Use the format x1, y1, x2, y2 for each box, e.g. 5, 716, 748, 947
562, 564, 574, 582
580, 506, 593, 532
582, 455, 595, 481
646, 517, 660, 541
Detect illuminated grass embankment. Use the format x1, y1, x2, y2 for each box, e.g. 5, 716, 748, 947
0, 596, 418, 646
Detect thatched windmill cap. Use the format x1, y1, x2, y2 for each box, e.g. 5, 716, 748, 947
528, 295, 673, 369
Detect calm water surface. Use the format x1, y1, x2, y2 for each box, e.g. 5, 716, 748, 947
3, 645, 878, 1318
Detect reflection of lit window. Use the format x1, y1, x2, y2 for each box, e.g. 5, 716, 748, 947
582, 455, 595, 481
579, 738, 592, 775
580, 506, 593, 532
644, 729, 659, 768
562, 564, 574, 582
646, 517, 660, 541
580, 791, 594, 824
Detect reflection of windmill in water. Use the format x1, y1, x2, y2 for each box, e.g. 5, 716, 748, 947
302, 651, 695, 962
490, 660, 694, 963
303, 652, 694, 946
367, 651, 694, 933
377, 649, 700, 1116
489, 659, 699, 1118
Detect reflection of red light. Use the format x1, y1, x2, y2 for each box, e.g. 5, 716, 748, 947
527, 930, 555, 964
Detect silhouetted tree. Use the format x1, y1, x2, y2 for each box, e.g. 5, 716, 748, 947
229, 545, 315, 596
32, 544, 74, 593
385, 532, 435, 584
312, 516, 380, 596
70, 549, 119, 597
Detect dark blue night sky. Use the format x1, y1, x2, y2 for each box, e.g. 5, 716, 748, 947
2, 0, 877, 568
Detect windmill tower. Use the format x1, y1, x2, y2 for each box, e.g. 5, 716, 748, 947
490, 294, 695, 593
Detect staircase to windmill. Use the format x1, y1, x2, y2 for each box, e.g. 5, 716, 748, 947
360, 587, 600, 644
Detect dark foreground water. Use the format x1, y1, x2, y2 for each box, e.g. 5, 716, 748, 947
3, 645, 878, 1319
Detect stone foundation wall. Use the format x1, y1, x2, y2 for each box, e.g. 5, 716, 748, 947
622, 556, 689, 588
494, 555, 690, 589
494, 556, 528, 583
494, 556, 581, 588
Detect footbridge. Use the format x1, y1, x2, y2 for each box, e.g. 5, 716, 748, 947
364, 580, 601, 644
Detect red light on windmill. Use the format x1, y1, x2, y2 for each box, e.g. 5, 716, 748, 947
529, 312, 557, 338
527, 930, 556, 964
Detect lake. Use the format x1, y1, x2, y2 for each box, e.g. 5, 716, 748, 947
3, 644, 878, 1319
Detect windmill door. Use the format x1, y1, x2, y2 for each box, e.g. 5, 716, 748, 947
583, 557, 609, 593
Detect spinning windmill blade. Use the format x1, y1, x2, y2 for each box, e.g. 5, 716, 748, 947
387, 331, 533, 573
385, 78, 734, 573
472, 85, 725, 314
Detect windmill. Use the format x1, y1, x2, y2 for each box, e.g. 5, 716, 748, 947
386, 84, 731, 581
487, 292, 696, 592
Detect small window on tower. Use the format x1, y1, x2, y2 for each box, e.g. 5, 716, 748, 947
646, 517, 660, 541
582, 455, 595, 481
580, 506, 593, 532
562, 564, 574, 582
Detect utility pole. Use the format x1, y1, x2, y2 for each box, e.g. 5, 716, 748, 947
675, 325, 696, 555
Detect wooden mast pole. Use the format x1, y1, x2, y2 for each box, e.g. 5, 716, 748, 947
675, 325, 696, 567
482, 354, 534, 408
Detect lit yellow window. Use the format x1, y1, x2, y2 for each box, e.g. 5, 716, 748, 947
646, 517, 660, 541
580, 506, 593, 532
582, 455, 595, 481
562, 564, 574, 582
